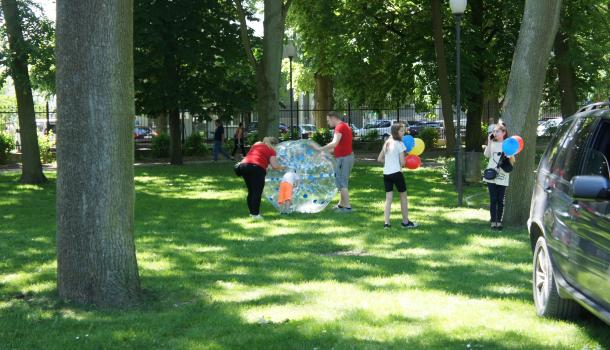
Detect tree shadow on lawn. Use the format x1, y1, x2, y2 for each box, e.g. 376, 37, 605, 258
2, 166, 609, 348
1, 295, 571, 350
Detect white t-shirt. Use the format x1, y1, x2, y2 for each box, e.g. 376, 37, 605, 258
483, 141, 510, 186
383, 139, 406, 175
281, 171, 299, 185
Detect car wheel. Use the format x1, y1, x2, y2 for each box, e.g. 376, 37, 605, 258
532, 236, 581, 319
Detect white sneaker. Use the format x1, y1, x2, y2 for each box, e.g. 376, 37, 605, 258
250, 214, 263, 220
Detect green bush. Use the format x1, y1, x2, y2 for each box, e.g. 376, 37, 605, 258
362, 129, 380, 142
38, 131, 56, 164
419, 127, 439, 149
0, 132, 15, 164
311, 128, 332, 145
184, 132, 209, 156
246, 132, 259, 147
152, 133, 170, 158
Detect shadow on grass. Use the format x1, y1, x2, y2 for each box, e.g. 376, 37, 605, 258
1, 165, 609, 349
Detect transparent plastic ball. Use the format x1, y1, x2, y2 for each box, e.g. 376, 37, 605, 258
263, 139, 337, 213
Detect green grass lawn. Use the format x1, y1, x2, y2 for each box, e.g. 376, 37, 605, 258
0, 162, 608, 349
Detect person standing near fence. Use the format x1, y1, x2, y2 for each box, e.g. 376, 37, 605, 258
316, 111, 354, 212
213, 119, 234, 162
232, 122, 246, 158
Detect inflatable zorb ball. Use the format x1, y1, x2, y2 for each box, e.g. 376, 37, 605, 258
264, 139, 337, 213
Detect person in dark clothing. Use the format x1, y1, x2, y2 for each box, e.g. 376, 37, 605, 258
232, 122, 246, 158
213, 120, 233, 161
237, 136, 283, 219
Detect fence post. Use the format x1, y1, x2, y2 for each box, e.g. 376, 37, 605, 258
396, 104, 400, 123
46, 101, 50, 134
347, 103, 351, 126
296, 100, 300, 139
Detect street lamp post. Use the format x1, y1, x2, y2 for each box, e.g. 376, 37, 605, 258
283, 42, 297, 139
450, 0, 466, 207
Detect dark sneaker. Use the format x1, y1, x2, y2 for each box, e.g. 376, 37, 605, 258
401, 221, 417, 229
384, 224, 391, 229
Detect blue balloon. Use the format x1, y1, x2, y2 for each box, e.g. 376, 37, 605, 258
403, 135, 415, 152
502, 138, 519, 156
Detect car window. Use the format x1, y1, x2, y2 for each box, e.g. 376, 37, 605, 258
551, 117, 597, 182
380, 121, 391, 127
582, 121, 610, 179
542, 120, 574, 171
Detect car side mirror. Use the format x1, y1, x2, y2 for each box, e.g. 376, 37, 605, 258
571, 175, 610, 200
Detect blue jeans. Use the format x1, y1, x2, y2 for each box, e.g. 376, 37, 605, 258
213, 140, 231, 161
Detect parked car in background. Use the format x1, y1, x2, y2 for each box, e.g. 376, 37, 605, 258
290, 124, 317, 139
357, 120, 400, 140
537, 117, 563, 136
133, 127, 157, 141
246, 122, 288, 135
528, 101, 610, 325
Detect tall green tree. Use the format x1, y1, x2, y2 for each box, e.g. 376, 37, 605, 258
0, 0, 47, 183
502, 0, 562, 226
56, 0, 141, 307
233, 0, 292, 137
135, 0, 255, 165
545, 0, 610, 116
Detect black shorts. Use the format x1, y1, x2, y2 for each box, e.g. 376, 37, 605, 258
383, 171, 406, 193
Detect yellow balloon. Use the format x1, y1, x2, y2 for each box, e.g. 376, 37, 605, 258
409, 138, 425, 156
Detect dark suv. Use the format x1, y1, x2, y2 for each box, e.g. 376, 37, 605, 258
528, 101, 610, 324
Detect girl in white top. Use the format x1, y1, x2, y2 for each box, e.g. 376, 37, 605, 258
377, 123, 417, 229
483, 121, 515, 230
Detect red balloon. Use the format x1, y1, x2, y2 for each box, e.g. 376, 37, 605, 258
405, 155, 421, 169
512, 135, 524, 154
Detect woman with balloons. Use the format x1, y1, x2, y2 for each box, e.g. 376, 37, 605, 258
483, 121, 521, 230
377, 123, 417, 229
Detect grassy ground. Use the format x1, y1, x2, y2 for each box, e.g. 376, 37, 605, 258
0, 162, 608, 349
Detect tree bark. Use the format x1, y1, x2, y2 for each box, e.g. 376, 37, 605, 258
168, 108, 182, 165
56, 0, 140, 308
464, 0, 484, 153
314, 72, 332, 128
234, 0, 292, 137
157, 112, 168, 134
430, 0, 455, 155
554, 29, 578, 117
501, 0, 562, 226
1, 0, 46, 184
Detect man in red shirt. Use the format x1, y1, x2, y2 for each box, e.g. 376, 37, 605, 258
319, 111, 354, 212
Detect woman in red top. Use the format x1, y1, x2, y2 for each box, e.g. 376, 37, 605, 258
237, 136, 283, 218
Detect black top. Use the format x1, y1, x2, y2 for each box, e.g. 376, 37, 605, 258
214, 125, 224, 141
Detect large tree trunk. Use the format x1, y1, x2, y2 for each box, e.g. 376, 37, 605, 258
157, 112, 168, 134
483, 87, 500, 124
430, 0, 455, 155
56, 0, 141, 308
233, 0, 291, 138
168, 108, 182, 165
554, 29, 578, 117
255, 0, 287, 137
1, 0, 46, 184
464, 0, 484, 152
314, 72, 332, 128
501, 0, 562, 226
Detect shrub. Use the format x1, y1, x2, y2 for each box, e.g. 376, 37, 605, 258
0, 131, 15, 164
152, 133, 170, 158
362, 129, 380, 142
184, 132, 209, 156
38, 131, 56, 164
246, 132, 259, 147
311, 128, 332, 145
419, 127, 439, 149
